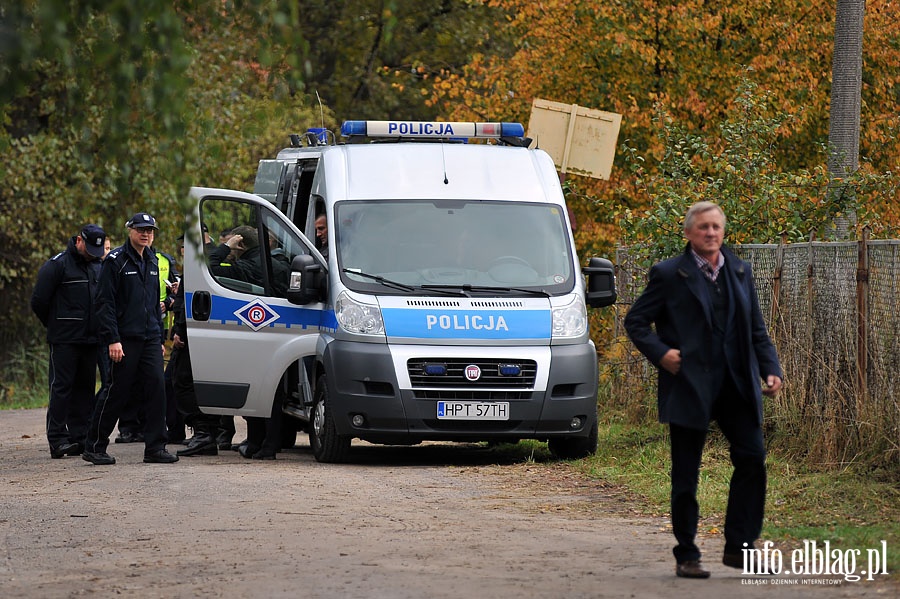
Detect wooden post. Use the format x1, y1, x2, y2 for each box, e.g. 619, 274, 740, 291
771, 232, 787, 334
856, 226, 870, 417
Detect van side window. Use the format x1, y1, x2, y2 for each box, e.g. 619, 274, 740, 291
201, 197, 308, 298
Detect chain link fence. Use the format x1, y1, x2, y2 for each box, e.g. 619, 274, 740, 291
610, 236, 900, 471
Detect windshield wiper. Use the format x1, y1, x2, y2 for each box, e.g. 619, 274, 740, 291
421, 284, 550, 297
342, 269, 417, 292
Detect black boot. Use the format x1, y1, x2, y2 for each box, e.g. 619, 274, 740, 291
176, 432, 218, 456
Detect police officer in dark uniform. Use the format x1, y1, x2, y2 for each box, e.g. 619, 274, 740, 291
31, 224, 107, 459
82, 212, 179, 465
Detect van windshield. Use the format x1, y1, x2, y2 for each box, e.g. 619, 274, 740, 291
334, 200, 575, 295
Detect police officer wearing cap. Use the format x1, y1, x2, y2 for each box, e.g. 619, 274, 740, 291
83, 212, 179, 465
31, 224, 107, 459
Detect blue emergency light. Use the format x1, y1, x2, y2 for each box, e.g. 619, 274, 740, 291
341, 120, 525, 139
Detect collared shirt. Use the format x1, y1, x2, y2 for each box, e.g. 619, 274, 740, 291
690, 248, 725, 282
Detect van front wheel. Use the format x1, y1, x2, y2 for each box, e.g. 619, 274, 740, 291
309, 374, 351, 463
547, 421, 598, 460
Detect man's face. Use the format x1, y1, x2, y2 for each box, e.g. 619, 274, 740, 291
75, 235, 97, 261
315, 216, 328, 246
128, 226, 155, 251
684, 208, 725, 259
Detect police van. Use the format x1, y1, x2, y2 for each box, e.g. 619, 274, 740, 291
183, 120, 616, 462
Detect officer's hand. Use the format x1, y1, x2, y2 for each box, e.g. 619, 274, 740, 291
171, 280, 179, 295
172, 333, 185, 349
109, 342, 124, 363
660, 349, 681, 375
763, 375, 782, 396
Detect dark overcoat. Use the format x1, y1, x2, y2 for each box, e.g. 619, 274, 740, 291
624, 244, 782, 429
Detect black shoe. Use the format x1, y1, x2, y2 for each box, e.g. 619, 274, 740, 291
176, 436, 218, 457
251, 449, 276, 460
722, 552, 743, 569
144, 449, 179, 463
114, 431, 140, 444
238, 443, 260, 459
66, 443, 84, 456
82, 451, 116, 465
50, 442, 79, 459
216, 432, 234, 450
676, 560, 710, 579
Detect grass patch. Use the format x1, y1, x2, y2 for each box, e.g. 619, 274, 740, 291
0, 342, 49, 410
581, 420, 900, 577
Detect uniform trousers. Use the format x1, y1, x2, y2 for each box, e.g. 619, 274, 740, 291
173, 342, 219, 432
85, 339, 168, 454
47, 343, 98, 449
669, 375, 767, 563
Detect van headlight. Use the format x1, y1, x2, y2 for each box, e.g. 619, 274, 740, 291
551, 295, 588, 339
335, 291, 384, 335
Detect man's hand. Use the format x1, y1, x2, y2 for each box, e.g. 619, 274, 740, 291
660, 349, 681, 375
172, 333, 185, 349
109, 342, 124, 363
763, 375, 783, 396
225, 234, 243, 250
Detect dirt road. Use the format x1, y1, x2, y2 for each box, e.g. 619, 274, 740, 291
0, 408, 893, 598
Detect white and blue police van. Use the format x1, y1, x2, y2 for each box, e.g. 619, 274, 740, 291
183, 119, 616, 462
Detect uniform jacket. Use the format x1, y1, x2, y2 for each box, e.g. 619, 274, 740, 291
97, 241, 164, 344
623, 244, 782, 429
30, 236, 101, 344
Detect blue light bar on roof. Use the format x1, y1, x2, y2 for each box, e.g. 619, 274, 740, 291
340, 120, 525, 139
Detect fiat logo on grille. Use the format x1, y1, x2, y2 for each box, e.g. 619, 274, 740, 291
465, 364, 482, 381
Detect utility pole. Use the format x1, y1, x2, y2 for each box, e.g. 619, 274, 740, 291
827, 0, 865, 239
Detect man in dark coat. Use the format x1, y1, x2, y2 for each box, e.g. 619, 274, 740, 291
82, 212, 179, 465
31, 224, 107, 458
624, 201, 782, 579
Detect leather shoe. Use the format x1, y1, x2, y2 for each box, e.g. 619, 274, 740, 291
722, 552, 744, 569
143, 449, 179, 463
50, 442, 79, 459
115, 431, 142, 444
251, 449, 276, 460
238, 443, 260, 459
176, 436, 218, 457
66, 443, 84, 456
676, 560, 710, 579
216, 432, 234, 450
82, 451, 116, 465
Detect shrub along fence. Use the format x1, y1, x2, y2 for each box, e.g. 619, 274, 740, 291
610, 231, 900, 473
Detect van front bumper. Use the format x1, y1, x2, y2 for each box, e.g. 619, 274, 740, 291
322, 340, 598, 444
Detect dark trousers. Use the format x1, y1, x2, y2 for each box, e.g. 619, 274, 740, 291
173, 342, 219, 433
245, 398, 283, 453
96, 345, 111, 404
85, 339, 168, 454
165, 349, 185, 441
46, 343, 98, 449
669, 379, 767, 563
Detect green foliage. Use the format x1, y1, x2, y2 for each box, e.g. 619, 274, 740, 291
615, 79, 899, 266
582, 418, 900, 576
0, 1, 321, 380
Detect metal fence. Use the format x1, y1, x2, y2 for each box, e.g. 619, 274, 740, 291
612, 235, 900, 470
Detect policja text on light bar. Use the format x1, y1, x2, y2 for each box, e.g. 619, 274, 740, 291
341, 120, 525, 139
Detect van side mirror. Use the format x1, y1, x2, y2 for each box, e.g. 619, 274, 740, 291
583, 257, 617, 308
287, 254, 325, 305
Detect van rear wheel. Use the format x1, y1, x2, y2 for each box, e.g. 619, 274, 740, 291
309, 374, 351, 463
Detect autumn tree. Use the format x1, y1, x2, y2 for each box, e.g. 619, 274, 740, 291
426, 0, 900, 242
286, 0, 512, 122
